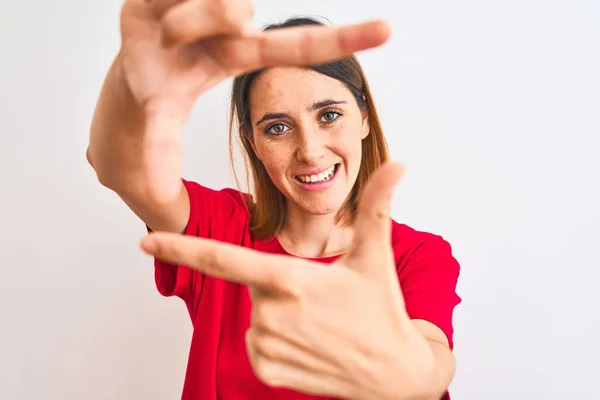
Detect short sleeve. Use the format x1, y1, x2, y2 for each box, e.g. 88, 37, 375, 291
151, 179, 249, 318
396, 235, 461, 349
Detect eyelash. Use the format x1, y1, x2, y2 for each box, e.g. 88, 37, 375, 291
265, 109, 343, 136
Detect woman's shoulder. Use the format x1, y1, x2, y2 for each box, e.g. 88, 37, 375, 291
390, 219, 459, 269
390, 219, 448, 244
389, 220, 462, 351
180, 179, 254, 241
182, 179, 251, 210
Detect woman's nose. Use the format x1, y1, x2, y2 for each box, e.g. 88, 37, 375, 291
294, 125, 327, 164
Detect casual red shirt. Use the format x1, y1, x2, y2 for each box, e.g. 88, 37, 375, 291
152, 180, 461, 400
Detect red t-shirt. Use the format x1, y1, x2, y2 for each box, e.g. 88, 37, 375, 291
152, 180, 461, 400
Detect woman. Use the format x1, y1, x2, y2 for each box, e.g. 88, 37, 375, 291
87, 1, 461, 399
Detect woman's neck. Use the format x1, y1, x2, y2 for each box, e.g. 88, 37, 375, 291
277, 207, 353, 259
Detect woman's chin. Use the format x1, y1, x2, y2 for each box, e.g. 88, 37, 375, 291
292, 197, 347, 217
282, 182, 353, 218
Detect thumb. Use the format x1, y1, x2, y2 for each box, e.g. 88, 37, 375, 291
349, 161, 405, 258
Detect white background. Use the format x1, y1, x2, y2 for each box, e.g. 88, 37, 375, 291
1, 0, 599, 399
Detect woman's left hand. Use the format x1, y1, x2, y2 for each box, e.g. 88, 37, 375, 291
140, 162, 437, 400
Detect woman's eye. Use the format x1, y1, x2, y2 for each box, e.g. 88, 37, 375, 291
266, 123, 289, 135
321, 111, 340, 123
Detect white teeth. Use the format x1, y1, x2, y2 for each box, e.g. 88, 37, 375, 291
297, 165, 337, 183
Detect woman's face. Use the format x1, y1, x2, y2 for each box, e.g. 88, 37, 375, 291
248, 67, 370, 217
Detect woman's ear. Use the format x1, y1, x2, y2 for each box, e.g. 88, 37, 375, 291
361, 107, 370, 140
243, 128, 261, 160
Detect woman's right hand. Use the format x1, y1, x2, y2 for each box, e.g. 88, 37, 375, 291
93, 0, 391, 203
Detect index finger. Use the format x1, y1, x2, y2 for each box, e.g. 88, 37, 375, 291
140, 232, 299, 291
218, 20, 391, 74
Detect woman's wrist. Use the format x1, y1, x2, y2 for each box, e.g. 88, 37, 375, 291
348, 328, 437, 400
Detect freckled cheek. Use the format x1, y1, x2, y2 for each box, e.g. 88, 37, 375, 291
330, 126, 364, 162
257, 141, 293, 181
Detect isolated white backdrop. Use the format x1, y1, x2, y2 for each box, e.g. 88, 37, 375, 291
1, 1, 599, 399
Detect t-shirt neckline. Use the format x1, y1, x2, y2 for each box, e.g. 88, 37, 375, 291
267, 236, 343, 264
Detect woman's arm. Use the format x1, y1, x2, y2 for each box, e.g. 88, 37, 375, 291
87, 56, 190, 233
88, 0, 389, 234
137, 162, 460, 400
357, 320, 454, 400
414, 320, 456, 399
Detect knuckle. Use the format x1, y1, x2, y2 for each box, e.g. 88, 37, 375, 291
370, 207, 389, 222
359, 200, 389, 223
212, 0, 235, 23
254, 305, 290, 332
252, 357, 277, 385
160, 14, 180, 39
253, 302, 284, 333
254, 336, 278, 361
246, 2, 255, 17
221, 10, 243, 31
152, 0, 178, 19
252, 303, 269, 327
296, 28, 317, 63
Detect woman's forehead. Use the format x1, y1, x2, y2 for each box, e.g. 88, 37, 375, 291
249, 67, 353, 110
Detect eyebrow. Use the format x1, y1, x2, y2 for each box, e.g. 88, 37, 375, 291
254, 99, 348, 127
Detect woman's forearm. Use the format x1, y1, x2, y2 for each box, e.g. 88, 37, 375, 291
87, 55, 187, 206
88, 57, 147, 194
352, 333, 454, 400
